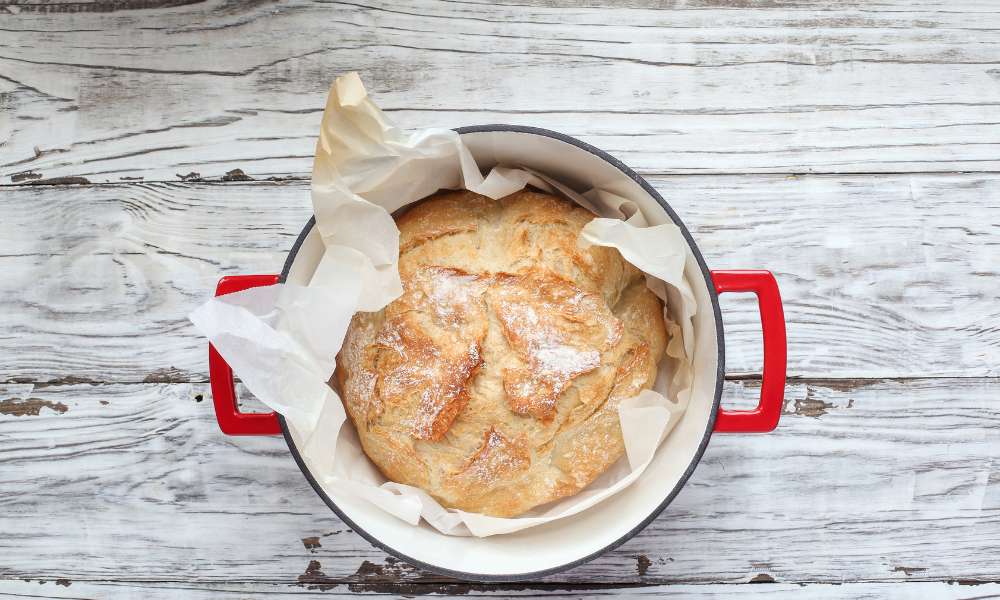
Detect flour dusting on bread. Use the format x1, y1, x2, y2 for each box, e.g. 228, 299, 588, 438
336, 189, 667, 517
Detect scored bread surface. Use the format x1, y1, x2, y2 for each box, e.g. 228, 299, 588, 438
336, 189, 667, 517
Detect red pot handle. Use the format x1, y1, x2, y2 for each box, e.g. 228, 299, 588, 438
711, 270, 786, 433
208, 274, 283, 436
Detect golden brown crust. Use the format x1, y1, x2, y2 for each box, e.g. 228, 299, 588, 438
362, 266, 489, 441
336, 189, 668, 517
491, 271, 622, 421
442, 426, 531, 507
396, 191, 492, 255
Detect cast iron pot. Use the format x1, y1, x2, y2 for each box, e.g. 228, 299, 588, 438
208, 125, 787, 581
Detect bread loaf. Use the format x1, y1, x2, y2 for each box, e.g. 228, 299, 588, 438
336, 189, 667, 517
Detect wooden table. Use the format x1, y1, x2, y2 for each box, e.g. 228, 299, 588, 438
2, 1, 999, 598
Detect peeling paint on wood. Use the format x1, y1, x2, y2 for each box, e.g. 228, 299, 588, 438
5, 0, 205, 14
301, 536, 321, 551
792, 397, 835, 418
351, 557, 429, 584
1, 580, 999, 598
142, 367, 192, 384
221, 169, 253, 182
298, 560, 332, 590
949, 579, 991, 586
21, 176, 91, 186
0, 397, 67, 416
10, 171, 42, 183
636, 555, 652, 577
29, 375, 100, 386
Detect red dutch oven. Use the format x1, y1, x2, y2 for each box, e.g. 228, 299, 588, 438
208, 126, 786, 580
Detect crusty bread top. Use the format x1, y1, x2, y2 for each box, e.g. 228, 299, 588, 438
336, 189, 667, 517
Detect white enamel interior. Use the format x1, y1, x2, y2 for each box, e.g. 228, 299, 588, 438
283, 130, 721, 578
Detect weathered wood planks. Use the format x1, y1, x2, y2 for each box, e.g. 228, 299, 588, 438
5, 0, 1000, 179
0, 378, 997, 584
3, 0, 999, 594
2, 175, 998, 383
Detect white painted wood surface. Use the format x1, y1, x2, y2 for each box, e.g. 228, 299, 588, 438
2, 0, 1000, 597
6, 0, 1000, 180
1, 379, 998, 585
3, 174, 999, 383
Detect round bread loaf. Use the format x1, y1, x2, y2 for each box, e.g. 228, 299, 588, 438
336, 189, 667, 517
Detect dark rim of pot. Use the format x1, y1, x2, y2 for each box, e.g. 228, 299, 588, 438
276, 124, 726, 582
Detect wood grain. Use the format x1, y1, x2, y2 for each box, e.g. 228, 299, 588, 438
3, 1, 999, 593
1, 378, 997, 584
6, 0, 1000, 179
0, 579, 997, 599
2, 174, 998, 383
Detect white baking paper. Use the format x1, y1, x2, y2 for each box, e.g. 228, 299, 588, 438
190, 72, 698, 537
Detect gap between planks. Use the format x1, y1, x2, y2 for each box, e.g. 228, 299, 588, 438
1, 577, 997, 589
5, 170, 1000, 188
8, 375, 994, 385
1, 581, 999, 600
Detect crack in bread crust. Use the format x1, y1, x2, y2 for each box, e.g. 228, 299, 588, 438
336, 189, 668, 517
443, 426, 531, 507
491, 271, 623, 421
368, 267, 490, 441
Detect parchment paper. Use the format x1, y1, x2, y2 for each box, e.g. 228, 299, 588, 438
190, 72, 698, 537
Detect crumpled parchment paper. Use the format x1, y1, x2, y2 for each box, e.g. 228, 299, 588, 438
190, 72, 697, 537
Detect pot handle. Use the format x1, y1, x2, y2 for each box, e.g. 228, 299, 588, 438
710, 270, 786, 433
208, 274, 282, 436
